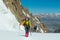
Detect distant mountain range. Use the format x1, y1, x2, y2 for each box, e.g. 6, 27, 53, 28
40, 13, 60, 18
34, 13, 60, 33
34, 13, 60, 18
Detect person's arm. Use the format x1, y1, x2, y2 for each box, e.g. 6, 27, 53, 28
21, 21, 25, 26
29, 21, 32, 29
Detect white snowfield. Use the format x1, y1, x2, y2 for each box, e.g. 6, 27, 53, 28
0, 0, 60, 40
0, 0, 20, 31
0, 30, 60, 40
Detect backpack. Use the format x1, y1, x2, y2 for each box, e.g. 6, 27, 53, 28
25, 20, 30, 26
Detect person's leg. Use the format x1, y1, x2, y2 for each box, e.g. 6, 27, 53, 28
25, 26, 30, 37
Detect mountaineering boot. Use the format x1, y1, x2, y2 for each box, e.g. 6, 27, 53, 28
25, 32, 29, 37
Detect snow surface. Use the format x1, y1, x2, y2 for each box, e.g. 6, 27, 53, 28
0, 30, 60, 40
0, 0, 60, 40
0, 0, 20, 31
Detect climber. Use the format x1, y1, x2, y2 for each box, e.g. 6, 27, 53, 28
34, 25, 37, 32
23, 17, 31, 37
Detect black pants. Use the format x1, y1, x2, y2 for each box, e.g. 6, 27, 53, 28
25, 26, 30, 32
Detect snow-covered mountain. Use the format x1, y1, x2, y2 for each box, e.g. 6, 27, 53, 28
0, 0, 60, 40
39, 13, 60, 18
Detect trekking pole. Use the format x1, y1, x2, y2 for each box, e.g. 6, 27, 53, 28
18, 24, 20, 35
29, 28, 32, 36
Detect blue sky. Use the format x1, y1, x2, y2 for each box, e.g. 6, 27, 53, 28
21, 0, 60, 14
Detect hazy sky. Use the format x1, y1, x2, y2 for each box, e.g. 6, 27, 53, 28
21, 0, 60, 14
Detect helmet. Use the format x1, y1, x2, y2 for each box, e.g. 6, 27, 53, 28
25, 16, 30, 21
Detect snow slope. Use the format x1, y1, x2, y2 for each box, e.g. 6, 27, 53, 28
0, 30, 60, 40
0, 0, 19, 31
0, 0, 60, 40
